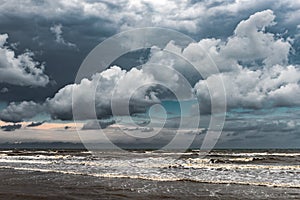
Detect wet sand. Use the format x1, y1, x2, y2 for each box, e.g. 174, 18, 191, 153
0, 168, 299, 200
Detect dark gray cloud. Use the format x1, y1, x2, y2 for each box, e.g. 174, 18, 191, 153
82, 119, 116, 130
27, 121, 45, 127
219, 107, 300, 145
0, 124, 21, 131
0, 87, 8, 93
214, 113, 300, 149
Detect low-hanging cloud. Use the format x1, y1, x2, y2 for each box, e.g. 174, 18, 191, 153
82, 119, 116, 130
0, 124, 22, 131
27, 121, 45, 127
0, 101, 44, 123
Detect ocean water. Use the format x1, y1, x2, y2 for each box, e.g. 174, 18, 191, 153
0, 149, 299, 199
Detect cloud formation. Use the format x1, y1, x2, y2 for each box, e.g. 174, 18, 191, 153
46, 66, 157, 120
195, 65, 300, 111
0, 34, 49, 87
0, 9, 299, 125
222, 10, 290, 66
0, 87, 8, 93
192, 10, 299, 112
0, 0, 299, 35
82, 120, 116, 130
0, 124, 22, 131
1, 0, 300, 104
0, 1, 299, 148
0, 101, 44, 123
27, 121, 45, 127
50, 24, 77, 48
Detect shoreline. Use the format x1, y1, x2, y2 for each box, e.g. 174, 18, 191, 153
1, 165, 300, 189
0, 168, 299, 200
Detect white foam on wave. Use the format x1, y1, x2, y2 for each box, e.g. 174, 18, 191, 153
0, 158, 52, 164
1, 165, 300, 189
176, 160, 300, 170
210, 152, 300, 157
0, 154, 87, 161
1, 153, 299, 172
0, 150, 299, 190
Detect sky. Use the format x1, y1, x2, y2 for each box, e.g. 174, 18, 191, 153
0, 0, 300, 149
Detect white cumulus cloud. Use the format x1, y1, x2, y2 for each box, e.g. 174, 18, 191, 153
0, 101, 44, 123
1, 9, 299, 122
192, 10, 299, 112
0, 33, 49, 87
46, 66, 157, 120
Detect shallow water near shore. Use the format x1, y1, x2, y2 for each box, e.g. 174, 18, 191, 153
0, 149, 299, 199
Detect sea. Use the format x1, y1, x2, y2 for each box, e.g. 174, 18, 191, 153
0, 149, 299, 199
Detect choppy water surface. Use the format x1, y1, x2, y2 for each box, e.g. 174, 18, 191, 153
0, 149, 300, 199
0, 149, 300, 187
